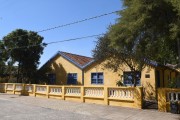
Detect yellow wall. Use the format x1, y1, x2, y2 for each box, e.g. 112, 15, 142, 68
84, 61, 122, 86
141, 66, 156, 99
84, 61, 157, 100
46, 55, 83, 85
43, 55, 179, 101
158, 88, 180, 112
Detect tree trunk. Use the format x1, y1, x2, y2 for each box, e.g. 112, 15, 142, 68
177, 38, 180, 68
178, 38, 180, 67
177, 38, 180, 86
133, 77, 136, 87
132, 71, 137, 87
17, 62, 20, 83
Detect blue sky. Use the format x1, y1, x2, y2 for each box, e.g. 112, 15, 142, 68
0, 0, 122, 67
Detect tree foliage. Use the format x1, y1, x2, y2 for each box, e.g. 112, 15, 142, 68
110, 0, 180, 65
0, 41, 8, 78
93, 33, 146, 87
33, 66, 52, 84
93, 0, 180, 86
2, 29, 45, 83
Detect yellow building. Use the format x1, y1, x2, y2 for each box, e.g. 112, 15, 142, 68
41, 51, 179, 100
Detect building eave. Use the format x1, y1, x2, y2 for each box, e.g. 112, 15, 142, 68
39, 51, 95, 70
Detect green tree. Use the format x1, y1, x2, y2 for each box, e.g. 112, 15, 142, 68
93, 34, 146, 87
0, 41, 18, 82
4, 60, 18, 83
93, 0, 180, 86
109, 0, 180, 66
0, 40, 9, 81
33, 66, 52, 84
2, 29, 45, 83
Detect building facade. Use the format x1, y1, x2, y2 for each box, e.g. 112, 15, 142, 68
41, 51, 179, 99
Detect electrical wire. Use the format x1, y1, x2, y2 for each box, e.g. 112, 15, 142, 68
37, 10, 119, 33
47, 33, 104, 45
4, 33, 105, 50
0, 10, 119, 51
3, 10, 119, 40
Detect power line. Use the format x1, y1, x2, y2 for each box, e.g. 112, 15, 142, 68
2, 10, 119, 40
37, 10, 119, 33
1, 10, 119, 51
47, 34, 104, 45
4, 33, 104, 51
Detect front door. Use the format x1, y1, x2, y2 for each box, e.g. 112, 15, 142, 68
155, 70, 160, 88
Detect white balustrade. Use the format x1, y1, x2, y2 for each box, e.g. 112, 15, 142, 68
49, 87, 62, 94
65, 87, 81, 96
6, 84, 13, 90
167, 92, 180, 101
85, 87, 104, 97
25, 85, 33, 92
15, 84, 23, 90
108, 88, 134, 100
36, 86, 47, 93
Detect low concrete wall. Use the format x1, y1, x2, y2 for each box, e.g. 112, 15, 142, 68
0, 83, 143, 109
158, 88, 180, 112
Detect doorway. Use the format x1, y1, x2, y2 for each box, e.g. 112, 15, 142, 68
156, 70, 161, 88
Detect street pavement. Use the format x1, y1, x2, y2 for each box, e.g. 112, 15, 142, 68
0, 93, 179, 120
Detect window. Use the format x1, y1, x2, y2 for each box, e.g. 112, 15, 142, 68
145, 74, 150, 78
123, 72, 141, 86
67, 73, 77, 85
91, 72, 103, 84
47, 74, 56, 84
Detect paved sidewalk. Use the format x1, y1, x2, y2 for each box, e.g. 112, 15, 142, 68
0, 93, 179, 120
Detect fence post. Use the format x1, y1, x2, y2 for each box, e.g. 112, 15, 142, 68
33, 84, 36, 97
4, 83, 7, 93
81, 86, 84, 102
158, 88, 167, 112
104, 86, 109, 105
13, 83, 16, 94
62, 86, 65, 100
134, 87, 143, 109
22, 84, 25, 95
47, 85, 49, 98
